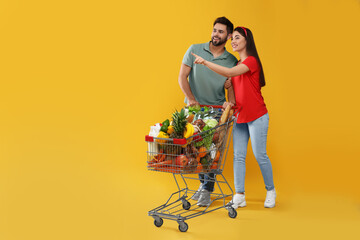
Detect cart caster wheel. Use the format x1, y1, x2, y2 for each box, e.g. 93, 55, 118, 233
178, 222, 188, 232
154, 218, 163, 227
182, 201, 191, 210
228, 207, 237, 218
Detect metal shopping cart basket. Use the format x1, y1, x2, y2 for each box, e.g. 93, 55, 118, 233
145, 105, 237, 232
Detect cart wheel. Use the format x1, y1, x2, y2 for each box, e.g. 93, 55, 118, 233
182, 201, 191, 210
178, 222, 188, 232
228, 207, 237, 218
154, 218, 163, 227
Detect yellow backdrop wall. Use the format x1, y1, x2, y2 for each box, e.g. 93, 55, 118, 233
1, 0, 359, 239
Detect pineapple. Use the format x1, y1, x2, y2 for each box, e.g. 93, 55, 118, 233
170, 108, 187, 139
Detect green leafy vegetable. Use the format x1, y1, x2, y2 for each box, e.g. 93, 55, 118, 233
195, 129, 215, 148
189, 105, 201, 113
204, 119, 218, 128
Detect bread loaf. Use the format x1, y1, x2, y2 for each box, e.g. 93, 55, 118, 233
216, 105, 233, 149
218, 104, 231, 125
228, 109, 234, 122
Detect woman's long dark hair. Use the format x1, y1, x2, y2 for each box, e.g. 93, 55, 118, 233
234, 27, 266, 87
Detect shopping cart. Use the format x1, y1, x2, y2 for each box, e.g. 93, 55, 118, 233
145, 105, 237, 232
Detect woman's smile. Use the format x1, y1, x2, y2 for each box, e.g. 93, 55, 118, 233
231, 31, 246, 52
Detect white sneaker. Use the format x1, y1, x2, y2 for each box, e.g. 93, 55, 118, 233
197, 189, 211, 207
264, 189, 276, 208
191, 183, 203, 200
230, 193, 246, 209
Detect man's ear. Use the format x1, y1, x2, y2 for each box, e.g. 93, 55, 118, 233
227, 34, 231, 40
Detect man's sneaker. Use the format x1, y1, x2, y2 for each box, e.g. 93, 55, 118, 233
264, 189, 276, 208
197, 189, 211, 207
230, 193, 246, 209
191, 183, 203, 200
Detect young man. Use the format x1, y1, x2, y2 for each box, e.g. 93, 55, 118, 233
178, 17, 238, 206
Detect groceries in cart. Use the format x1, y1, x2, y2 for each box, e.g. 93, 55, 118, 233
146, 105, 234, 174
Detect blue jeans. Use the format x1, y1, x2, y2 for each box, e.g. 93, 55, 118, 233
198, 173, 215, 192
233, 113, 274, 193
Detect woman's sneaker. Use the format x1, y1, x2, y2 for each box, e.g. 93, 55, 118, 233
264, 189, 276, 208
231, 193, 246, 209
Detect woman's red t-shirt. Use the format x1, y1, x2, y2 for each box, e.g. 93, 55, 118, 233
231, 56, 268, 123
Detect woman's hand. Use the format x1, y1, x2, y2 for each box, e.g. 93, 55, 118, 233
224, 78, 232, 89
191, 52, 206, 65
222, 101, 234, 110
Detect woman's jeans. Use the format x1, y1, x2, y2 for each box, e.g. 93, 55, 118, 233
233, 113, 274, 193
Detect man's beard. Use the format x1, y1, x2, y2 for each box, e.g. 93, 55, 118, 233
211, 37, 226, 46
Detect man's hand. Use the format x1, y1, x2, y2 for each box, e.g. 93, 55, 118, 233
224, 78, 232, 89
222, 101, 234, 110
191, 52, 206, 65
187, 99, 200, 106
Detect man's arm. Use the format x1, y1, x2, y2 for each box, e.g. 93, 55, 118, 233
227, 86, 235, 105
225, 78, 235, 104
224, 78, 235, 109
223, 87, 236, 110
178, 63, 199, 106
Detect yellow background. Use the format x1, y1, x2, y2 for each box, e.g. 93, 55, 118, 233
1, 0, 359, 239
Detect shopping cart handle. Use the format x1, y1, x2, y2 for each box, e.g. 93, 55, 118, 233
145, 135, 154, 142
199, 104, 239, 110
145, 135, 187, 145
199, 104, 223, 109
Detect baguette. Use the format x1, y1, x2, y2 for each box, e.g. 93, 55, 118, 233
216, 105, 232, 149
218, 104, 231, 125
228, 109, 234, 122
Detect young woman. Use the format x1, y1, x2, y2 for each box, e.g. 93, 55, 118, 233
191, 27, 276, 208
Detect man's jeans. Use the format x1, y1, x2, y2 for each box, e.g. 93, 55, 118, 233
198, 173, 215, 192
233, 113, 274, 193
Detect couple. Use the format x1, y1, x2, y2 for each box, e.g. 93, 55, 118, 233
178, 17, 276, 209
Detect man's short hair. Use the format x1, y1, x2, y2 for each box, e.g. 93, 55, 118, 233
213, 17, 234, 35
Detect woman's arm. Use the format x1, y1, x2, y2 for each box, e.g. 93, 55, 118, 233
191, 52, 249, 78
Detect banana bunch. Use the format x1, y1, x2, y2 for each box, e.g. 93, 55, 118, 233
183, 123, 195, 139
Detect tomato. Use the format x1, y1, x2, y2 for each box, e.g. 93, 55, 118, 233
175, 155, 189, 167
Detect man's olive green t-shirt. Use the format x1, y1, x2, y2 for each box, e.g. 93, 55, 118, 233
182, 42, 238, 105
